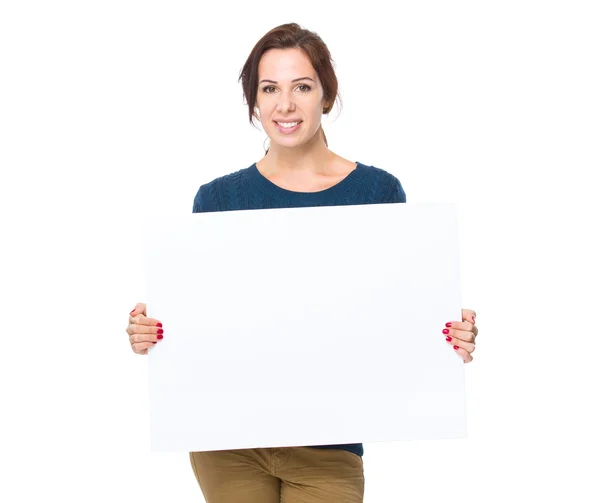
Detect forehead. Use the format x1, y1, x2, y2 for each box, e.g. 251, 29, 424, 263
258, 48, 316, 80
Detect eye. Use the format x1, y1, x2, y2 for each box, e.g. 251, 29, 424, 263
261, 84, 312, 93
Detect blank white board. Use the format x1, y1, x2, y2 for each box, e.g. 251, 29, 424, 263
143, 202, 465, 452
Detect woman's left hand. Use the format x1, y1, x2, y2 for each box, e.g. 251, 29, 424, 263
442, 309, 478, 363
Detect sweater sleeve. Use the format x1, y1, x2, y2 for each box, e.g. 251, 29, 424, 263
382, 176, 407, 204
192, 186, 203, 213
192, 183, 218, 213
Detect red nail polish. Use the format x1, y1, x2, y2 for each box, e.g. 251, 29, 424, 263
453, 345, 459, 350
157, 334, 163, 340
156, 322, 163, 328
157, 329, 164, 335
472, 316, 476, 322
129, 309, 135, 315
445, 322, 452, 327
442, 329, 449, 334
446, 336, 452, 342
152, 342, 157, 344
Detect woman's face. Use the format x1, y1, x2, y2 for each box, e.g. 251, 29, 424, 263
254, 47, 328, 150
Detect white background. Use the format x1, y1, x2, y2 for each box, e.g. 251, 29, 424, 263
1, 1, 598, 501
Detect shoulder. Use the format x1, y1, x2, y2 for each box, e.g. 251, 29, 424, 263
358, 162, 407, 203
192, 165, 253, 213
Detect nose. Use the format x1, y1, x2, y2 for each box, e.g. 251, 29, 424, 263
277, 89, 295, 113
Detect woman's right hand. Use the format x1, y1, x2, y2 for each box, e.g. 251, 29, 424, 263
126, 302, 164, 355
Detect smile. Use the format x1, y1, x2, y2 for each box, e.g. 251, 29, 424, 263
274, 121, 302, 134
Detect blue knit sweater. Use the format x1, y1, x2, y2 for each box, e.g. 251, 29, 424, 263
192, 161, 407, 457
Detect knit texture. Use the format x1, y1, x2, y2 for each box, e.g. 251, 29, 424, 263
192, 161, 407, 457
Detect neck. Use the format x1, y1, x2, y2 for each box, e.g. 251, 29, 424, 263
262, 129, 334, 176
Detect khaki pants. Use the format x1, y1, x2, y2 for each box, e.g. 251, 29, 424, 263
189, 446, 364, 502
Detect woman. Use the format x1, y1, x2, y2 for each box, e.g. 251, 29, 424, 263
125, 22, 478, 503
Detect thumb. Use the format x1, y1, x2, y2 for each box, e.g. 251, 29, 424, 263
129, 303, 147, 317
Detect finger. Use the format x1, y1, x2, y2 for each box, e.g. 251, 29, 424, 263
128, 314, 162, 327
452, 345, 473, 363
129, 302, 147, 317
129, 334, 162, 345
129, 327, 164, 344
462, 308, 476, 324
445, 321, 475, 334
444, 328, 475, 344
126, 322, 161, 336
125, 321, 164, 343
446, 336, 475, 354
131, 341, 156, 355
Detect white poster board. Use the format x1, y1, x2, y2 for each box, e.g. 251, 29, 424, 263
143, 203, 465, 452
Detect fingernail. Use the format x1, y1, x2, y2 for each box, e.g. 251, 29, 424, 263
157, 329, 164, 335
446, 336, 452, 342
156, 322, 163, 328
152, 342, 157, 344
442, 329, 450, 334
445, 322, 452, 327
157, 334, 164, 340
472, 315, 476, 322
453, 345, 459, 350
129, 309, 135, 315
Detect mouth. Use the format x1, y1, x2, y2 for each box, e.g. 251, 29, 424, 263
274, 120, 303, 134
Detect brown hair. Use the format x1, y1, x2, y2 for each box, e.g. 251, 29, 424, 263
238, 23, 343, 154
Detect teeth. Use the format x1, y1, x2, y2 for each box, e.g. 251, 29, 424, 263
277, 121, 299, 128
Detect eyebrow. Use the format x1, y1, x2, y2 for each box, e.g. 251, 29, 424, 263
259, 77, 315, 85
